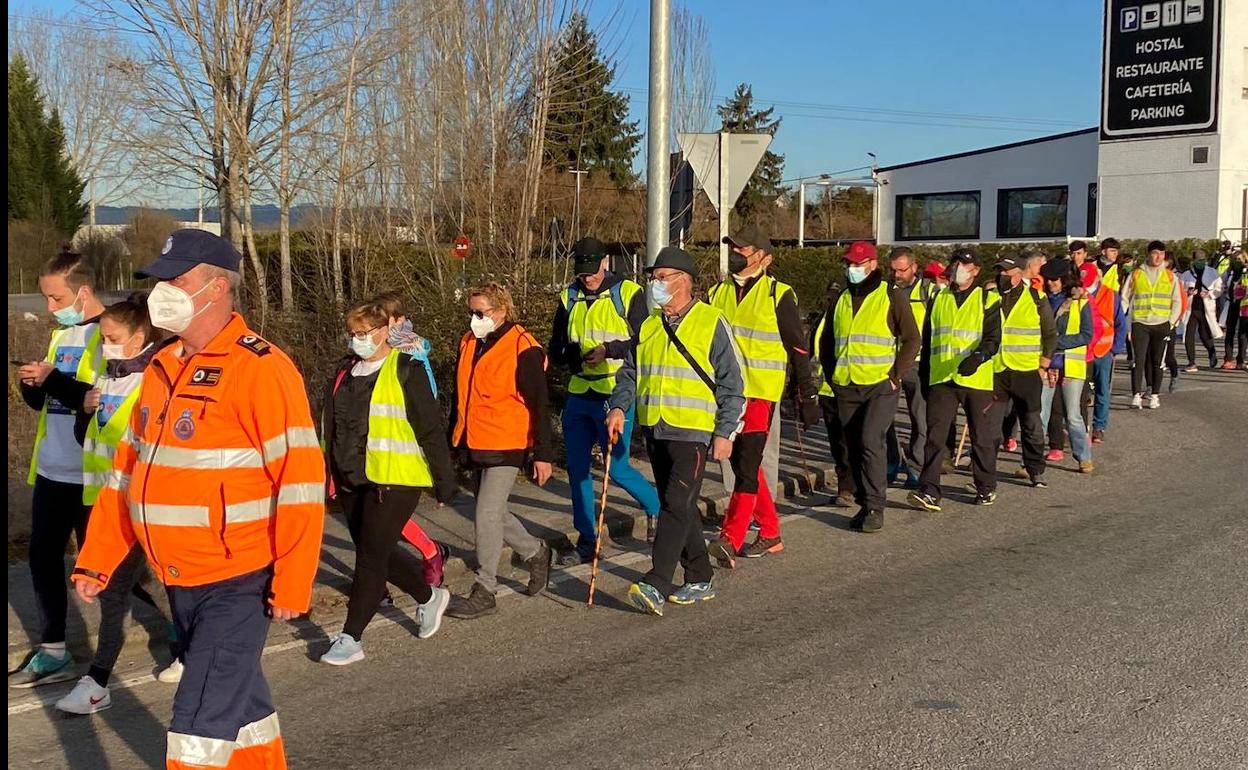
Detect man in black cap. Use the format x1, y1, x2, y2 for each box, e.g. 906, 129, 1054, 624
990, 252, 1057, 487
707, 224, 819, 565
607, 247, 745, 615
549, 237, 659, 564
71, 229, 324, 767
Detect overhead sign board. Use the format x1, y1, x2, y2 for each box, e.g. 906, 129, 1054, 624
1101, 0, 1221, 140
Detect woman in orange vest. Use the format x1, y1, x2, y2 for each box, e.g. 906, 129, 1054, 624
446, 282, 554, 620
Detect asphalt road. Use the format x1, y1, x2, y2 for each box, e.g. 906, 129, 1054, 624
7, 369, 1247, 769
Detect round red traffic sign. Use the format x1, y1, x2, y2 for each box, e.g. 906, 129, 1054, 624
452, 235, 471, 259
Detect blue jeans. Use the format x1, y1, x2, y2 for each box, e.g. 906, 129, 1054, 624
563, 394, 660, 554
1090, 353, 1114, 432
1040, 376, 1091, 462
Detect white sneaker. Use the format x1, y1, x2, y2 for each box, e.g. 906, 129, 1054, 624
54, 676, 111, 715
417, 586, 451, 640
157, 659, 184, 684
1148, 394, 1160, 409
1130, 393, 1142, 409
319, 633, 364, 666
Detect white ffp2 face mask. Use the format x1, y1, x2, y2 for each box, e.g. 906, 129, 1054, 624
148, 280, 214, 333
954, 266, 974, 286
470, 315, 497, 339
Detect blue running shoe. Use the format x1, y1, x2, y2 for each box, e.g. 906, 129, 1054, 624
667, 582, 715, 605
8, 648, 75, 688
627, 582, 665, 616
320, 633, 364, 666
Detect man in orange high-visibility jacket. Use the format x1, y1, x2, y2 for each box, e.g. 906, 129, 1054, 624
71, 229, 325, 770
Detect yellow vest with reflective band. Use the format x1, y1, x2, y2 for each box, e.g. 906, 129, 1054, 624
28, 324, 104, 485
1059, 297, 1088, 380
929, 286, 999, 391
809, 313, 834, 397
831, 282, 895, 386
1099, 262, 1121, 293
561, 280, 641, 396
903, 279, 933, 345
636, 302, 721, 432
364, 350, 433, 487
82, 385, 141, 505
1130, 267, 1174, 325
993, 288, 1044, 372
709, 276, 792, 401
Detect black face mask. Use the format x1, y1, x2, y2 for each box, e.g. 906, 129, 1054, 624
997, 275, 1016, 293
727, 252, 750, 275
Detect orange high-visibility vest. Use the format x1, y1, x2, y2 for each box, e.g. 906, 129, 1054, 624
1090, 285, 1117, 359
452, 324, 545, 452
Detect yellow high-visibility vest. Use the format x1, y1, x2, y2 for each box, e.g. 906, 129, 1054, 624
561, 280, 642, 396
928, 286, 999, 391
710, 276, 792, 401
994, 289, 1043, 373
809, 313, 834, 397
636, 302, 722, 432
1059, 297, 1088, 380
363, 350, 433, 487
1130, 267, 1174, 325
28, 324, 104, 485
831, 283, 895, 387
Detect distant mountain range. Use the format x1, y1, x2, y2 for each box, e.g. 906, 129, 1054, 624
92, 204, 323, 228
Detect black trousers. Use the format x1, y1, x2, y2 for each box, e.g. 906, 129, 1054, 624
643, 438, 711, 596
991, 370, 1046, 478
920, 384, 1000, 498
340, 485, 432, 641
834, 381, 901, 512
819, 396, 856, 499
29, 476, 90, 644
1185, 305, 1218, 365
1224, 303, 1243, 362
1131, 322, 1170, 395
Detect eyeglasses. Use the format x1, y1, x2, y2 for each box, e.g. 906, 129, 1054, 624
347, 325, 383, 342
468, 309, 492, 320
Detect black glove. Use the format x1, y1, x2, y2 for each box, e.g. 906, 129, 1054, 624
563, 342, 584, 374
957, 353, 983, 377
798, 395, 820, 431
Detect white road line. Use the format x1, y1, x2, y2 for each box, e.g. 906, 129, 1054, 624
8, 505, 824, 717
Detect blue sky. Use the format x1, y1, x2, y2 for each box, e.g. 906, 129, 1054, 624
11, 0, 1104, 188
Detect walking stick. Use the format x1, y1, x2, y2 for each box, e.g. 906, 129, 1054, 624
586, 439, 616, 606
793, 396, 811, 479
953, 423, 970, 468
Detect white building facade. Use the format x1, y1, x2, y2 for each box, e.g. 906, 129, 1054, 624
874, 0, 1246, 244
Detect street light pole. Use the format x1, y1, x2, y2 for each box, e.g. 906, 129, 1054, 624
798, 181, 806, 248
645, 0, 671, 267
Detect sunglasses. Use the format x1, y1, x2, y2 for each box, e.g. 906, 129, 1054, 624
468, 309, 493, 320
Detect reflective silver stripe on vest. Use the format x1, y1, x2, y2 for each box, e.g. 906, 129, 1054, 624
133, 503, 210, 528
368, 403, 406, 420
1000, 344, 1042, 353
226, 497, 275, 523
136, 443, 264, 470
638, 393, 718, 412
1002, 326, 1041, 337
845, 333, 896, 346
639, 364, 710, 383
105, 470, 130, 492
366, 437, 424, 455
739, 355, 787, 371
262, 427, 321, 463
732, 326, 783, 343
842, 354, 896, 365
277, 482, 324, 506
935, 327, 981, 340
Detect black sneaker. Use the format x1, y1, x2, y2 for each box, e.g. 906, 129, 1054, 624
526, 543, 551, 596
861, 509, 884, 533
446, 584, 497, 619
706, 537, 737, 569
646, 516, 658, 544
740, 535, 783, 558
973, 491, 997, 506
907, 492, 941, 512
1029, 474, 1048, 489
849, 508, 868, 531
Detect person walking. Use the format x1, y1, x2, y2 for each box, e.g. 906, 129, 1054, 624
1095, 238, 1125, 293
1234, 259, 1248, 370
606, 247, 745, 615
1179, 250, 1224, 372
809, 280, 856, 509
1220, 252, 1246, 369
885, 246, 937, 488
1087, 258, 1128, 444
907, 249, 1002, 511
1123, 241, 1184, 409
446, 282, 554, 620
54, 297, 183, 715
372, 291, 450, 589
11, 250, 107, 688
72, 229, 325, 769
818, 241, 920, 532
318, 302, 458, 666
991, 253, 1057, 488
548, 237, 660, 563
707, 225, 818, 566
1038, 260, 1094, 474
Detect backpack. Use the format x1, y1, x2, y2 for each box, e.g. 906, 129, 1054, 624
565, 279, 627, 319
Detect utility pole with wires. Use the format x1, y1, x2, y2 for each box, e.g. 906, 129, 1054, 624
645, 0, 671, 267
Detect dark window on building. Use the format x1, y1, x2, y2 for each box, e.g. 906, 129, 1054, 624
1087, 183, 1097, 236
1192, 146, 1210, 164
996, 186, 1068, 239
896, 191, 980, 241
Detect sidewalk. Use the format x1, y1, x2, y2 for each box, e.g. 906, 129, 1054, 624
7, 418, 840, 672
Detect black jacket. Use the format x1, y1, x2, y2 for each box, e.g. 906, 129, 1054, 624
322, 352, 458, 504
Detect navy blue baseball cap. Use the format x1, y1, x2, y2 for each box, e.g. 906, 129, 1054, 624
135, 228, 242, 280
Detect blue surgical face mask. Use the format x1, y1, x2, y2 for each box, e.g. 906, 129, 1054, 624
349, 333, 380, 359
52, 288, 85, 326
649, 278, 673, 306
846, 265, 869, 285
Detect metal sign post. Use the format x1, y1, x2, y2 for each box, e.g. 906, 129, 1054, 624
677, 131, 772, 277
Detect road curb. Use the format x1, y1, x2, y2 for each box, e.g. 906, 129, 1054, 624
8, 456, 839, 672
